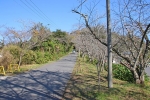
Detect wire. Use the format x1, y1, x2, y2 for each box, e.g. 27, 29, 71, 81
25, 0, 47, 21
15, 0, 59, 29
29, 0, 59, 28
20, 0, 47, 22
14, 0, 35, 18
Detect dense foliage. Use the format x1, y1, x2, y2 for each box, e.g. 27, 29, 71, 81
112, 64, 134, 82
0, 25, 73, 69
112, 64, 149, 83
81, 55, 149, 83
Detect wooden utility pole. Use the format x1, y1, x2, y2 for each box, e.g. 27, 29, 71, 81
106, 0, 113, 88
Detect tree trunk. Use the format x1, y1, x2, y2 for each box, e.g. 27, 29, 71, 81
96, 62, 101, 91
132, 69, 145, 84
98, 70, 100, 91
19, 54, 22, 66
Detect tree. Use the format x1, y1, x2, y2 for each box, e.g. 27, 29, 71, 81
71, 27, 107, 90
4, 22, 51, 66
52, 29, 72, 53
29, 22, 52, 49
72, 0, 112, 88
0, 38, 4, 49
72, 0, 150, 84
52, 29, 67, 38
111, 0, 150, 84
0, 25, 5, 49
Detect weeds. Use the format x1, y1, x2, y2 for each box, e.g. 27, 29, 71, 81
62, 58, 150, 100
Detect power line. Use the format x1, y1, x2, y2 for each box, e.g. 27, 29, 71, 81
20, 0, 47, 22
15, 0, 59, 29
25, 0, 47, 21
14, 0, 36, 18
25, 0, 53, 24
29, 0, 59, 28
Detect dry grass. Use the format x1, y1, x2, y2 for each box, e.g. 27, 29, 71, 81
1, 61, 54, 76
20, 64, 41, 71
62, 58, 150, 100
1, 64, 41, 76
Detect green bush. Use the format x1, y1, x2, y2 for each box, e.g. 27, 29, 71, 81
44, 52, 52, 61
113, 64, 150, 83
35, 52, 48, 64
5, 45, 22, 63
113, 64, 134, 82
22, 50, 37, 64
35, 58, 48, 64
85, 56, 90, 62
145, 73, 150, 82
92, 59, 98, 65
83, 55, 98, 65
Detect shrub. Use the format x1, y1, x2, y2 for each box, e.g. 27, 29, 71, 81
92, 59, 98, 65
22, 50, 37, 64
113, 64, 134, 82
145, 73, 150, 82
35, 58, 48, 64
4, 45, 22, 63
35, 52, 48, 64
0, 45, 21, 69
113, 64, 150, 83
0, 50, 14, 69
44, 52, 52, 61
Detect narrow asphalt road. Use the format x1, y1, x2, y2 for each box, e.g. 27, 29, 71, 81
0, 53, 77, 100
145, 67, 150, 77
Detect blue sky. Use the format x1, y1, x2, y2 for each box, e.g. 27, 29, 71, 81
0, 0, 79, 32
0, 0, 107, 33
0, 0, 108, 32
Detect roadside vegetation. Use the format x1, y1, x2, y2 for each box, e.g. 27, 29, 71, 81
0, 0, 150, 99
63, 57, 150, 100
0, 23, 73, 75
72, 0, 150, 85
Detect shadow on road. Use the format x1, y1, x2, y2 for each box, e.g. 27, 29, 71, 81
0, 70, 71, 100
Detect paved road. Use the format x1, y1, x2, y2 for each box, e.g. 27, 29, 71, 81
145, 67, 150, 76
0, 53, 77, 100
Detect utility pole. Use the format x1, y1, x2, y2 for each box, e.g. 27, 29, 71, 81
106, 0, 113, 88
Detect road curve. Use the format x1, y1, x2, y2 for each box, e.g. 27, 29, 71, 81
0, 53, 77, 100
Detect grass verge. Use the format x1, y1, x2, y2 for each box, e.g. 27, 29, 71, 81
62, 58, 150, 100
1, 61, 55, 76
0, 52, 71, 76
